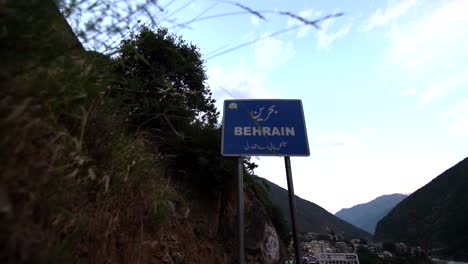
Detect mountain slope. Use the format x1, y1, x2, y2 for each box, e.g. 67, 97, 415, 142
375, 157, 468, 261
1, 2, 288, 263
254, 176, 372, 240
335, 193, 407, 234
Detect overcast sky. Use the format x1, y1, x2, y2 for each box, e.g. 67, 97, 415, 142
112, 0, 468, 213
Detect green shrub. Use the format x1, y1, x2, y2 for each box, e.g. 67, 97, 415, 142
246, 175, 291, 245
113, 26, 218, 132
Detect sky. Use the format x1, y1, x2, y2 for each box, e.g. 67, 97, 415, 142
79, 0, 468, 213
166, 0, 468, 213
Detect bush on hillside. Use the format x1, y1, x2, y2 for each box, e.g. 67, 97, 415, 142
110, 26, 241, 195
114, 26, 218, 132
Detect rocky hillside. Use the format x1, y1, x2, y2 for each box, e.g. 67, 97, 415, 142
254, 176, 372, 240
335, 193, 407, 234
1, 1, 288, 263
375, 158, 468, 261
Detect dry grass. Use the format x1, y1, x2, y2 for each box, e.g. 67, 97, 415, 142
0, 51, 185, 263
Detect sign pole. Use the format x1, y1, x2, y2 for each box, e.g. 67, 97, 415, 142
284, 156, 301, 264
222, 99, 310, 263
237, 156, 245, 264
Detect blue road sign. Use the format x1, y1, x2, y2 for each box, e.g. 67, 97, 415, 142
222, 99, 310, 156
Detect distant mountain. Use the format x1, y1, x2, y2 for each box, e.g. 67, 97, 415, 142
253, 176, 372, 240
375, 157, 468, 261
335, 193, 408, 234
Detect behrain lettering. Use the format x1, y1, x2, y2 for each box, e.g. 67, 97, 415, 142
234, 127, 295, 136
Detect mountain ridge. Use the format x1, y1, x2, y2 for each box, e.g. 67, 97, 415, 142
375, 157, 468, 261
253, 176, 372, 240
335, 193, 408, 234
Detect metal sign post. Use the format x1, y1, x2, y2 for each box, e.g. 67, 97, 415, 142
285, 156, 301, 264
237, 157, 245, 264
221, 99, 309, 264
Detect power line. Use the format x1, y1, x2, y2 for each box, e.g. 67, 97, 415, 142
174, 2, 218, 33
204, 12, 344, 60
205, 24, 304, 60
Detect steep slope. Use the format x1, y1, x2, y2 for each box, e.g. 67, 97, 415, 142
335, 193, 407, 234
375, 158, 468, 261
254, 176, 372, 240
1, 2, 288, 263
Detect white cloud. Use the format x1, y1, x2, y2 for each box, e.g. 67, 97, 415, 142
442, 98, 468, 137
305, 128, 379, 161
284, 8, 350, 48
207, 34, 294, 113
255, 150, 458, 213
380, 0, 468, 105
253, 127, 463, 214
449, 118, 468, 137
208, 64, 278, 112
314, 132, 366, 152
399, 87, 417, 96
254, 36, 295, 69
364, 0, 419, 30
317, 20, 351, 49
418, 67, 468, 106
189, 2, 200, 12
384, 0, 468, 73
251, 15, 261, 26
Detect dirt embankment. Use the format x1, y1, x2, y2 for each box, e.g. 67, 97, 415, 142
1, 1, 287, 263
